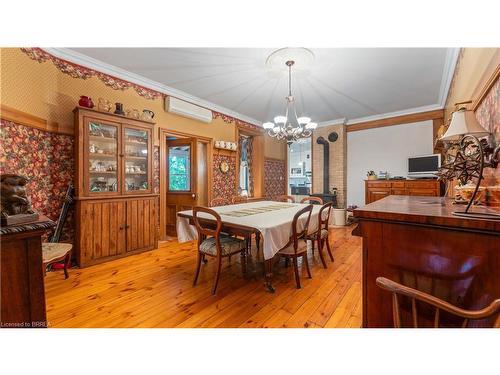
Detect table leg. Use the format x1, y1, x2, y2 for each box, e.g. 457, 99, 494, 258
264, 258, 275, 293
255, 232, 261, 252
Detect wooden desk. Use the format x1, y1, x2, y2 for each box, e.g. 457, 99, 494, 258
1, 216, 55, 328
354, 196, 499, 327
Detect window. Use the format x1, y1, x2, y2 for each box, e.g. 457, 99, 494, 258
168, 146, 190, 191
239, 137, 249, 194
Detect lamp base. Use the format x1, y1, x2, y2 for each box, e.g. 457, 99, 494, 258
453, 211, 500, 220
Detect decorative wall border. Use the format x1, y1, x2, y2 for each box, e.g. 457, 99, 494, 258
20, 48, 261, 131
21, 48, 162, 100
212, 111, 262, 131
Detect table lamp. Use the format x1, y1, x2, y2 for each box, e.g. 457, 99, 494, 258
438, 104, 500, 219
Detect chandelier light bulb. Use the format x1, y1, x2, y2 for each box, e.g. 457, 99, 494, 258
274, 115, 287, 124
263, 122, 274, 129
297, 116, 311, 125
305, 122, 317, 130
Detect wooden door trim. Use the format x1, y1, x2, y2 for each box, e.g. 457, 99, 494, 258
159, 128, 213, 240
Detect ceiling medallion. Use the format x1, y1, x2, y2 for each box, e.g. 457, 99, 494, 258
263, 57, 317, 145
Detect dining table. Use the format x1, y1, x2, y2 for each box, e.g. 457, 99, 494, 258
177, 200, 323, 292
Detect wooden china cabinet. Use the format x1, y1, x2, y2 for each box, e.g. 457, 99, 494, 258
74, 107, 158, 267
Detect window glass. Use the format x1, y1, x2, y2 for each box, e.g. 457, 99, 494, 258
169, 145, 190, 191
239, 138, 249, 193
124, 128, 149, 191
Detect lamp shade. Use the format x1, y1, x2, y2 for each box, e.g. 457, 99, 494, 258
440, 108, 489, 141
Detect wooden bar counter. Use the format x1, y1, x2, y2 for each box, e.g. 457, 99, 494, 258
354, 195, 500, 328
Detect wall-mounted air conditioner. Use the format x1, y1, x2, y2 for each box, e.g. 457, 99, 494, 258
165, 96, 213, 123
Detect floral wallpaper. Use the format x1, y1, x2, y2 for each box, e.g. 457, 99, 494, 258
212, 154, 237, 200
153, 146, 160, 194
264, 159, 286, 199
0, 119, 75, 240
476, 77, 499, 136
476, 77, 499, 186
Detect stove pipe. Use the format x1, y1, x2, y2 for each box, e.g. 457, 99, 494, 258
316, 136, 330, 193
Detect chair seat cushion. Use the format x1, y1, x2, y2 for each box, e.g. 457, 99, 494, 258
278, 240, 308, 255
306, 228, 329, 240
200, 236, 245, 256
42, 243, 72, 263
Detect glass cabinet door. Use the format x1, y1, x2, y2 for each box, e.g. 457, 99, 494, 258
87, 120, 119, 194
123, 126, 151, 193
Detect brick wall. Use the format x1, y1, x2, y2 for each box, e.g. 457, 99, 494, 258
311, 124, 347, 207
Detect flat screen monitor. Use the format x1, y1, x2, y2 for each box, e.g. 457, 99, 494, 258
408, 154, 441, 176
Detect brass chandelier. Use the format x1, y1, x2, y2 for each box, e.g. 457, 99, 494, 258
263, 60, 317, 144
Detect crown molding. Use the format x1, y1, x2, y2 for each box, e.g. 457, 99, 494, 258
438, 48, 461, 107
42, 48, 262, 127
343, 103, 443, 126
318, 117, 347, 127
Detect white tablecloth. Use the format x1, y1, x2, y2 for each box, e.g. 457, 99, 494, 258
177, 201, 322, 260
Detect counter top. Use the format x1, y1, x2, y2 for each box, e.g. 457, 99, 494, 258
354, 195, 500, 234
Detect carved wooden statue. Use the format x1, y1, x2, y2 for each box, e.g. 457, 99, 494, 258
0, 174, 39, 226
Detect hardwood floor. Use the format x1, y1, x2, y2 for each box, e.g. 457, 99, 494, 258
44, 225, 362, 328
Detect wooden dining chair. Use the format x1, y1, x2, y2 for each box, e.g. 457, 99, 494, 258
276, 195, 295, 203
277, 204, 313, 289
192, 206, 247, 295
42, 185, 74, 279
231, 195, 248, 204
300, 196, 323, 205
305, 201, 333, 268
210, 197, 229, 207
376, 277, 500, 328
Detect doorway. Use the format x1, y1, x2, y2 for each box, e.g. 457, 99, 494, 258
159, 129, 211, 239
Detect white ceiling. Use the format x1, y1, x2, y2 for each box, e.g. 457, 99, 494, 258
66, 48, 458, 125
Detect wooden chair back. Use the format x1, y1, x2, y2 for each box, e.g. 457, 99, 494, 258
49, 185, 74, 243
192, 206, 222, 239
210, 197, 229, 207
289, 204, 313, 253
276, 195, 295, 203
300, 196, 323, 205
318, 202, 333, 231
231, 196, 248, 204
376, 277, 500, 328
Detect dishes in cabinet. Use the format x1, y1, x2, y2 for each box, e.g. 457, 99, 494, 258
124, 127, 149, 191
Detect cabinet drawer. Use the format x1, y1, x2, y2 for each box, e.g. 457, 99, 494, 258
391, 189, 406, 195
391, 181, 405, 188
406, 181, 438, 189
367, 188, 391, 204
406, 188, 438, 196
367, 181, 391, 188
